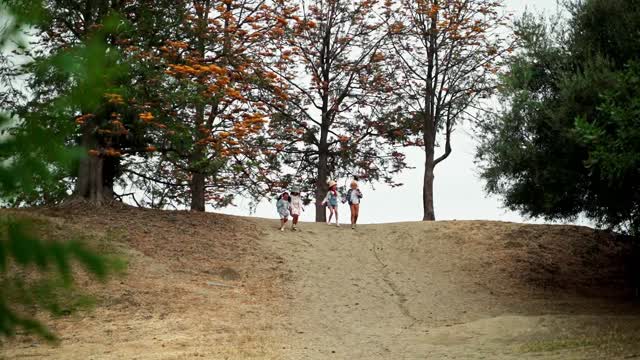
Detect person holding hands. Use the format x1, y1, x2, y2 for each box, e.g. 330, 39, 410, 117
322, 180, 340, 227
346, 178, 363, 229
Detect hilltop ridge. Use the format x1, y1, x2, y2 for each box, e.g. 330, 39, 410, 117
2, 204, 639, 359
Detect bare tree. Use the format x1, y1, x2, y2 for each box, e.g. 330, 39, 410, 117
386, 0, 513, 220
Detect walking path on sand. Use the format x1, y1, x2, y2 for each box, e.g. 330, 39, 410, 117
260, 219, 640, 359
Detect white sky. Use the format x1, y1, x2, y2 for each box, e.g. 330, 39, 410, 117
218, 0, 579, 225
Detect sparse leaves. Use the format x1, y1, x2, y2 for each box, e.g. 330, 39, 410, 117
384, 0, 513, 219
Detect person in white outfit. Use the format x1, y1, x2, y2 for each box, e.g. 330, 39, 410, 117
290, 187, 304, 231
345, 179, 363, 229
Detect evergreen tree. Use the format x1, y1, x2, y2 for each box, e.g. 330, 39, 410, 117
476, 0, 640, 234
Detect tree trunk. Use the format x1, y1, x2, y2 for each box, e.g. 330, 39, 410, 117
74, 156, 116, 203
190, 170, 206, 212
314, 21, 334, 223
73, 122, 116, 203
423, 134, 436, 221
422, 7, 438, 222
189, 11, 209, 213
422, 113, 437, 221
190, 103, 207, 212
315, 147, 329, 222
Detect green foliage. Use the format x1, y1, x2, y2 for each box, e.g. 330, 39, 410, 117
476, 1, 640, 234
0, 218, 112, 341
0, 2, 120, 341
574, 62, 640, 233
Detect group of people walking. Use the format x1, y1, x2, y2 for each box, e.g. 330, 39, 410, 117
276, 178, 363, 231
276, 187, 305, 231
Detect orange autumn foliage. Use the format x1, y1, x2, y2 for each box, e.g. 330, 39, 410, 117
138, 112, 154, 122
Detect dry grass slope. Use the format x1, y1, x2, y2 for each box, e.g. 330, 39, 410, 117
1, 205, 639, 359
1, 204, 290, 359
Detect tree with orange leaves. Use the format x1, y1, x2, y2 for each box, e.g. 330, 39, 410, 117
385, 0, 513, 220
124, 0, 291, 211
264, 0, 408, 222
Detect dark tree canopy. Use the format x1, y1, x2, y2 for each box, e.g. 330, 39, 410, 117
476, 0, 640, 234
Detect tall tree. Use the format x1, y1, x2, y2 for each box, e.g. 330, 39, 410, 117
267, 0, 406, 222
386, 0, 512, 220
476, 1, 640, 235
6, 0, 125, 203
124, 0, 291, 211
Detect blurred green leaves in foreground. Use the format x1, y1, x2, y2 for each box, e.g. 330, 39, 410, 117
0, 1, 123, 341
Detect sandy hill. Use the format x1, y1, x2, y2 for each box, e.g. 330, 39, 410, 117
2, 204, 640, 359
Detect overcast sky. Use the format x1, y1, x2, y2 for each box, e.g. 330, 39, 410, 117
219, 0, 576, 225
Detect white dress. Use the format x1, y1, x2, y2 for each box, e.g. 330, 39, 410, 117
290, 196, 303, 215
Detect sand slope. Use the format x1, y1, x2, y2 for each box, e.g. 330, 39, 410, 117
2, 207, 640, 359
262, 220, 640, 359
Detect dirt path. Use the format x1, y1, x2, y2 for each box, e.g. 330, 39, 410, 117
260, 220, 640, 359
